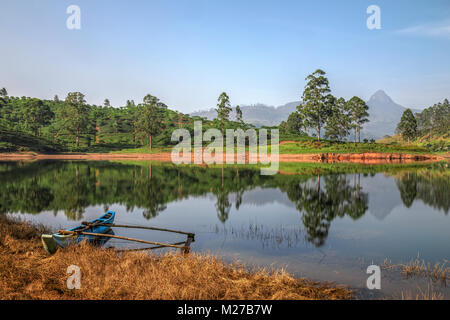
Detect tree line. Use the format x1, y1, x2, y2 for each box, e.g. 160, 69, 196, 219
1, 69, 372, 152
280, 69, 370, 142
0, 88, 202, 151
3, 70, 447, 151
396, 99, 449, 143
0, 86, 253, 152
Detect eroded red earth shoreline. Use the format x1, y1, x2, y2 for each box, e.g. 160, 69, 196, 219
0, 152, 445, 164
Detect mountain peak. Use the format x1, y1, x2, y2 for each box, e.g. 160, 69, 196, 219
369, 90, 393, 103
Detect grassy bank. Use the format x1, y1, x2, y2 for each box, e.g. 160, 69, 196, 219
378, 134, 450, 154
110, 139, 435, 155
2, 132, 447, 156
278, 139, 431, 154
0, 129, 62, 153
0, 216, 351, 300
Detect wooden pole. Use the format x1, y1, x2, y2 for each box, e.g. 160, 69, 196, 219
183, 235, 194, 254
83, 223, 195, 239
57, 230, 189, 250
115, 241, 187, 253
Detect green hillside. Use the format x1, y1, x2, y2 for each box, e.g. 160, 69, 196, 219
0, 129, 62, 153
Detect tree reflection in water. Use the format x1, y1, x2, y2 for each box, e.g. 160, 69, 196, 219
395, 168, 449, 214
0, 161, 447, 247
285, 173, 368, 247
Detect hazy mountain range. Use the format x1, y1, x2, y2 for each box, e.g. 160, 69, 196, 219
190, 90, 422, 139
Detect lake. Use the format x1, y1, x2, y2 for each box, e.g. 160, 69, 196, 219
1, 160, 448, 299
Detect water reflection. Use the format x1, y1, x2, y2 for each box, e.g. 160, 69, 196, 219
396, 169, 449, 213
284, 174, 368, 247
0, 161, 448, 248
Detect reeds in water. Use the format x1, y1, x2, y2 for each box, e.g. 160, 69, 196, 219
382, 255, 449, 285
213, 223, 305, 249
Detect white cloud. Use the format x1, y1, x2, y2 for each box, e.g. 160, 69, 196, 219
396, 20, 450, 38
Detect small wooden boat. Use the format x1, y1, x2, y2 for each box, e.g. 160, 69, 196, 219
41, 211, 116, 254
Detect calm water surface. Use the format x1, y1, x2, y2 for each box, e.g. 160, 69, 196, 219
1, 160, 448, 299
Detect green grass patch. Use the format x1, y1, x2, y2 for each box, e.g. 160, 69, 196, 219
110, 145, 174, 154
0, 130, 62, 153
279, 140, 429, 154
378, 134, 450, 154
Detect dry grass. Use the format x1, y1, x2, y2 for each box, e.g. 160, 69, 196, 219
382, 256, 449, 285
400, 283, 445, 300
401, 290, 444, 300
0, 215, 351, 300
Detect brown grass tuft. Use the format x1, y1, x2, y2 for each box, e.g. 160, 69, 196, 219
0, 215, 351, 300
400, 283, 445, 300
382, 256, 449, 285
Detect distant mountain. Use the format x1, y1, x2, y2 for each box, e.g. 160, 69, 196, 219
190, 90, 421, 139
363, 90, 421, 140
190, 102, 300, 127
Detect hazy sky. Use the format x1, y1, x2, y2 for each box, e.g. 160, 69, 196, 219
1, 0, 449, 112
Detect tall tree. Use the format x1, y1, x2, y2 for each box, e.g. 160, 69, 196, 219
22, 98, 54, 136
286, 111, 304, 135
136, 94, 164, 150
104, 99, 111, 107
122, 103, 138, 144
297, 69, 333, 141
215, 92, 232, 139
325, 97, 351, 141
0, 88, 7, 97
397, 109, 417, 143
235, 105, 243, 124
63, 92, 90, 147
347, 96, 369, 143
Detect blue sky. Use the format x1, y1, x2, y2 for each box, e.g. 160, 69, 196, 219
1, 0, 449, 112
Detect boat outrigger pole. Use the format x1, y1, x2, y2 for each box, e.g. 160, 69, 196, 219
81, 222, 195, 240
61, 222, 195, 254
58, 229, 194, 253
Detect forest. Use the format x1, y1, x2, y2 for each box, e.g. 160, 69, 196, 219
280, 70, 449, 151
0, 83, 259, 152
0, 89, 242, 152
376, 100, 450, 152
1, 69, 448, 153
